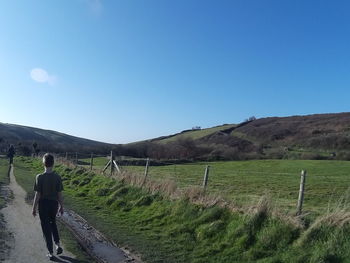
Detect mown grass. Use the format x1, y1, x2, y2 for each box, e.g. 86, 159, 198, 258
88, 156, 109, 167
13, 156, 350, 263
9, 158, 93, 263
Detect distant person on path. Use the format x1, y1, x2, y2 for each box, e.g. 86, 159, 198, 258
32, 153, 64, 260
7, 145, 15, 165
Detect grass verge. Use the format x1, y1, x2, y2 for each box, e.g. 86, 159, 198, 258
0, 158, 10, 209
0, 158, 13, 261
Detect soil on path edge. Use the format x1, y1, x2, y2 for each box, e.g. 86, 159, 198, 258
2, 166, 76, 263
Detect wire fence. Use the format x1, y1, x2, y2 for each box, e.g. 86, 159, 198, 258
48, 150, 350, 214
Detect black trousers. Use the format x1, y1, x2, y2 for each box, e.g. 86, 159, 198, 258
38, 199, 60, 253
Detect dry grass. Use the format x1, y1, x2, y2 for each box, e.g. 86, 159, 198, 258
110, 169, 233, 210
247, 195, 272, 215
56, 157, 76, 168
182, 186, 228, 207
57, 160, 307, 229
245, 195, 305, 228
102, 166, 306, 228
114, 170, 178, 197
113, 167, 350, 230
320, 188, 350, 227
296, 190, 350, 247
318, 211, 350, 227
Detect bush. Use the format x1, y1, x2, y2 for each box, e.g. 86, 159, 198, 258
336, 151, 350, 161
300, 153, 327, 160
265, 148, 285, 159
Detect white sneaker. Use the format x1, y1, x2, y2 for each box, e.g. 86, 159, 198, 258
47, 252, 54, 260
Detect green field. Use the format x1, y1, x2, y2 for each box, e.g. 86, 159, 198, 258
78, 157, 350, 214
125, 124, 236, 146
155, 124, 236, 143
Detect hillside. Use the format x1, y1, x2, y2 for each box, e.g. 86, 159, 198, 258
228, 112, 350, 159
125, 112, 350, 160
2, 112, 350, 160
0, 122, 112, 154
154, 124, 237, 143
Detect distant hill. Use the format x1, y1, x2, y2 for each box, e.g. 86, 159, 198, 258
0, 123, 112, 155
2, 112, 350, 160
125, 112, 350, 161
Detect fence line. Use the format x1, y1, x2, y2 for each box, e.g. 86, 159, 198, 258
45, 150, 350, 214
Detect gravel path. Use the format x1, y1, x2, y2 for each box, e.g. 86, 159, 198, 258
2, 166, 76, 263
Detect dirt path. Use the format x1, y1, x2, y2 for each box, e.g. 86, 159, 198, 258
2, 166, 76, 263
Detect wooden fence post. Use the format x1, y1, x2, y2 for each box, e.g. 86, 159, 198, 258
90, 153, 94, 171
65, 152, 68, 160
203, 165, 210, 190
144, 158, 150, 178
296, 170, 307, 216
110, 150, 114, 176
75, 152, 78, 165
141, 158, 150, 186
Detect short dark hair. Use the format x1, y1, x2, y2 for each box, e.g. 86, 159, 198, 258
43, 153, 54, 167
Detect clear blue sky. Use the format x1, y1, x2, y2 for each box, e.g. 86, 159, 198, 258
1, 0, 350, 143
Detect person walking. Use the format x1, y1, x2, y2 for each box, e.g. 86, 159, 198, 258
7, 144, 15, 165
32, 153, 64, 260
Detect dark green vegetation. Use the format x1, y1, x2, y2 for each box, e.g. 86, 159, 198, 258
14, 157, 350, 262
11, 158, 93, 263
0, 122, 112, 154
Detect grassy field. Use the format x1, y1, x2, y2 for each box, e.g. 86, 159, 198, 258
14, 156, 350, 263
156, 124, 236, 144
79, 157, 350, 214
